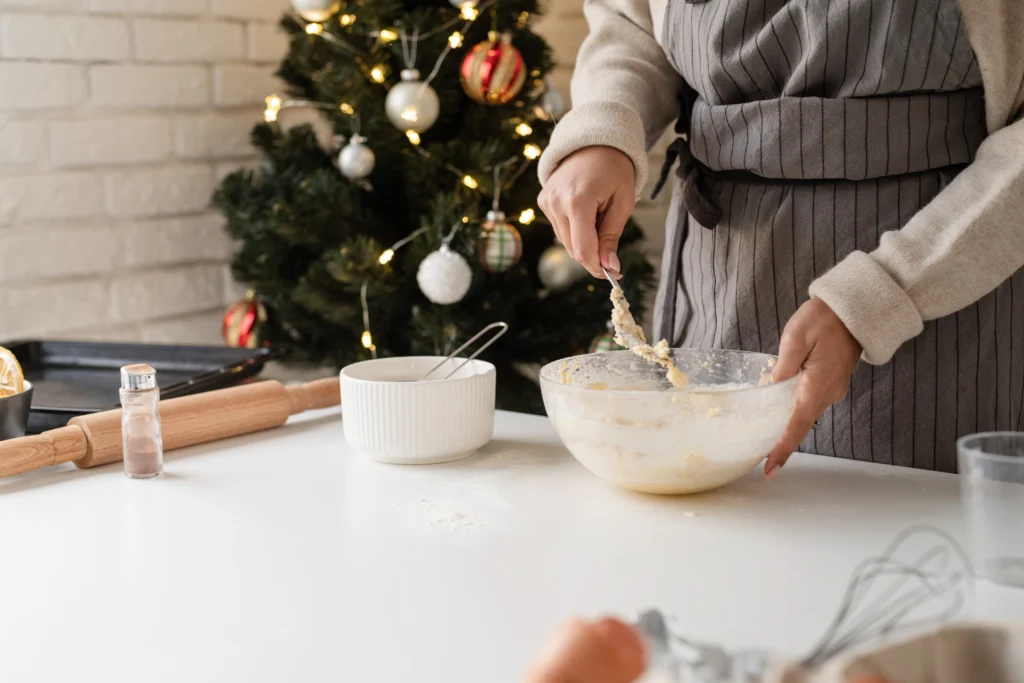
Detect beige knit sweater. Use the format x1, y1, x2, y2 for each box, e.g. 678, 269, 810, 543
539, 0, 1024, 365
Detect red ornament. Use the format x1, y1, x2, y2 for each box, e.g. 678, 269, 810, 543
460, 31, 526, 105
222, 291, 267, 349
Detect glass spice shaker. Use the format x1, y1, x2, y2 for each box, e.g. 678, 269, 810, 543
120, 364, 163, 479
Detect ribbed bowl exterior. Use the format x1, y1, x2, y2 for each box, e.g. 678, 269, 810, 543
340, 357, 496, 465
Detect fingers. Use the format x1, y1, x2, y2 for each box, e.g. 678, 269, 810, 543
765, 386, 821, 477
773, 323, 810, 383
597, 193, 633, 275
566, 195, 602, 277
525, 617, 645, 683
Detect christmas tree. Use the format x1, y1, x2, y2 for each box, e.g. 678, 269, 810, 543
213, 0, 655, 413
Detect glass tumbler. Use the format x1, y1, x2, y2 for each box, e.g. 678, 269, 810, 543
958, 432, 1024, 587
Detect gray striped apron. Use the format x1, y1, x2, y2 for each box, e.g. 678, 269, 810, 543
652, 0, 1024, 472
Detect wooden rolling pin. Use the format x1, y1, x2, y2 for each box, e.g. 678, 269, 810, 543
0, 377, 340, 478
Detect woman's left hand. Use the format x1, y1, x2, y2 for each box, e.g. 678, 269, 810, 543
765, 298, 861, 479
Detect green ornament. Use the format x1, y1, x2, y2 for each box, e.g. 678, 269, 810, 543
588, 324, 622, 354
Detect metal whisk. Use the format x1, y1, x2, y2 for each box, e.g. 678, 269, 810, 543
419, 322, 508, 381
634, 526, 973, 682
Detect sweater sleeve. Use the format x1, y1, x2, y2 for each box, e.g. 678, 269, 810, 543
808, 115, 1024, 365
537, 0, 683, 198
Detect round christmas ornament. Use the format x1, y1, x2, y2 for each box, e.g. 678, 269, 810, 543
338, 134, 375, 180
385, 69, 440, 133
537, 243, 587, 291
460, 32, 527, 105
222, 291, 267, 349
290, 0, 340, 22
588, 324, 622, 353
541, 83, 567, 119
476, 210, 522, 273
417, 245, 473, 305
449, 0, 478, 7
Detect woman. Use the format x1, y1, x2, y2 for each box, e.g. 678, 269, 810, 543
538, 0, 1024, 475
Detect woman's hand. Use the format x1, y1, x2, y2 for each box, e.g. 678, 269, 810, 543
524, 617, 645, 683
766, 298, 862, 479
538, 146, 635, 278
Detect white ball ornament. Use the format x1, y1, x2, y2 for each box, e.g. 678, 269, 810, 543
449, 0, 479, 7
385, 69, 440, 133
338, 134, 375, 180
417, 245, 473, 305
538, 244, 587, 291
290, 0, 340, 22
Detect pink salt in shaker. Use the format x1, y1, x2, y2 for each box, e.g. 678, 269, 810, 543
119, 364, 164, 479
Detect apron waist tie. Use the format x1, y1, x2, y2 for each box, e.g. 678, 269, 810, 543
650, 138, 723, 230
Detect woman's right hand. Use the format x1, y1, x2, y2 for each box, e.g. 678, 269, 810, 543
538, 146, 636, 278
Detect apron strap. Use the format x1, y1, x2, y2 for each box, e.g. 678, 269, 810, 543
650, 138, 723, 230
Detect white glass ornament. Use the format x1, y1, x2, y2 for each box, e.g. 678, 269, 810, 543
417, 245, 472, 305
541, 86, 567, 119
338, 134, 375, 180
290, 0, 340, 22
385, 69, 440, 133
538, 244, 587, 291
449, 0, 479, 7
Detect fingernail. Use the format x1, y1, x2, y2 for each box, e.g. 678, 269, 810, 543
607, 252, 620, 273
765, 463, 781, 482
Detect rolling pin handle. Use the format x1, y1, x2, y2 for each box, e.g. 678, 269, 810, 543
286, 377, 341, 415
0, 425, 88, 478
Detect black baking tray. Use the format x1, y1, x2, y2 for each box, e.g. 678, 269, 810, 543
3, 340, 283, 434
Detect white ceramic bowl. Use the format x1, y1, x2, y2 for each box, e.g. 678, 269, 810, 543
540, 349, 798, 495
340, 356, 496, 464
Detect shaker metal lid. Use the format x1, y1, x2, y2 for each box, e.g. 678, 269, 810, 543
121, 364, 157, 391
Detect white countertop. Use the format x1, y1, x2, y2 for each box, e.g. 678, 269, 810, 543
0, 409, 1021, 682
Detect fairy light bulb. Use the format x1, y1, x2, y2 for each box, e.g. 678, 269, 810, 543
264, 94, 282, 122
369, 65, 387, 83
406, 130, 421, 145
462, 216, 470, 223
519, 208, 536, 224
305, 22, 323, 34
378, 249, 395, 265
515, 122, 533, 136
449, 31, 464, 48
339, 14, 356, 26
462, 175, 479, 189
523, 144, 542, 160
378, 28, 398, 43
517, 11, 530, 27
340, 102, 354, 115
361, 330, 374, 349
460, 6, 478, 20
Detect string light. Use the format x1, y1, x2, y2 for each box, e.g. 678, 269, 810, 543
406, 130, 421, 145
460, 6, 479, 20
359, 281, 377, 359
523, 144, 542, 160
339, 102, 354, 115
369, 65, 387, 83
518, 208, 536, 224
462, 175, 479, 189
517, 11, 530, 27
514, 122, 533, 136
264, 94, 282, 122
377, 226, 428, 266
448, 31, 464, 48
378, 28, 399, 43
361, 330, 374, 349
462, 216, 470, 223
339, 14, 356, 26
305, 22, 323, 35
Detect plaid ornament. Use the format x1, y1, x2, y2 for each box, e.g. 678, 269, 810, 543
477, 211, 522, 273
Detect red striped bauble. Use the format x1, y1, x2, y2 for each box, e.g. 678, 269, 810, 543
222, 291, 267, 349
460, 31, 526, 105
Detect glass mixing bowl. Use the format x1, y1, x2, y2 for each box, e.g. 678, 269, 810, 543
539, 349, 799, 495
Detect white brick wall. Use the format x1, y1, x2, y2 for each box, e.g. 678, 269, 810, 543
0, 0, 663, 348
0, 0, 286, 345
